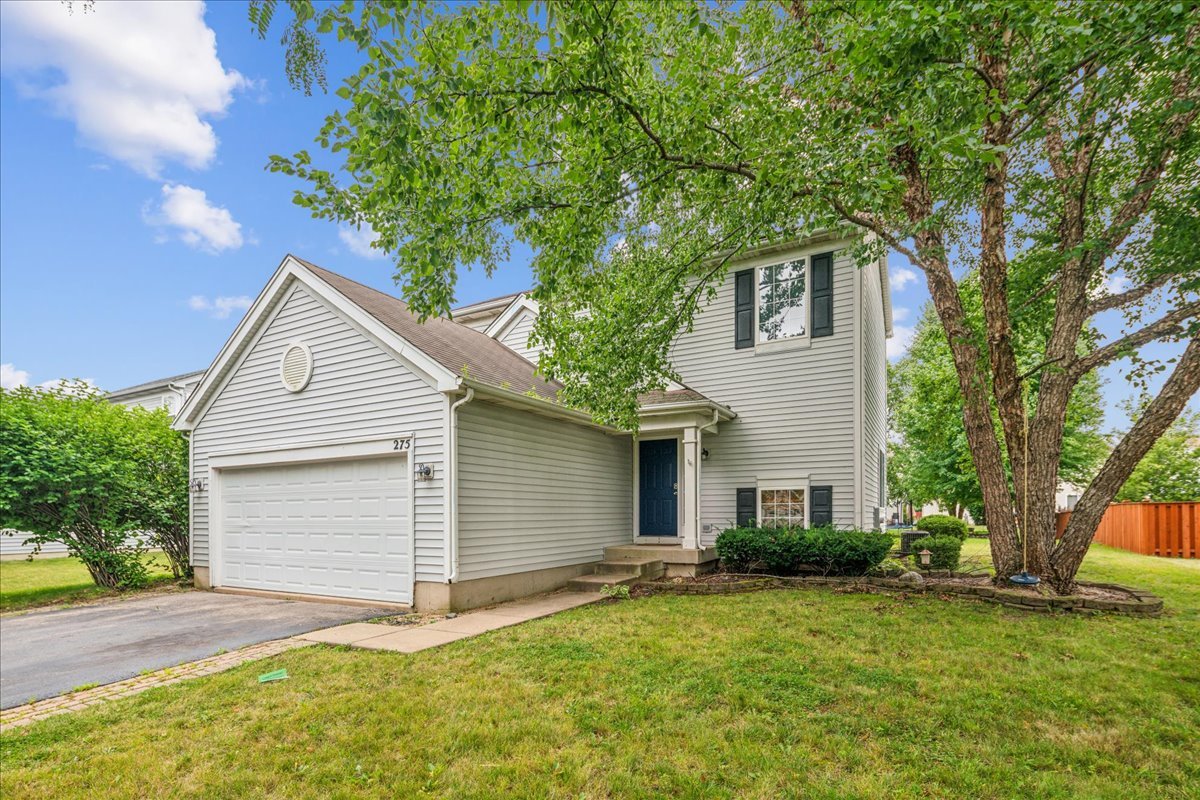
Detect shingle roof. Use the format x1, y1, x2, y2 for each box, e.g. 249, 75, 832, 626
637, 388, 711, 406
295, 259, 562, 400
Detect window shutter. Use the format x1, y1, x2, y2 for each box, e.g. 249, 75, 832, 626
810, 485, 833, 527
734, 268, 754, 349
736, 488, 756, 527
811, 251, 834, 338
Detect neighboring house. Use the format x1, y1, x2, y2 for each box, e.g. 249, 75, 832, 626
1, 370, 205, 560
173, 233, 891, 610
106, 369, 206, 416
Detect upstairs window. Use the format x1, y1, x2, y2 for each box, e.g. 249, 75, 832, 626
758, 259, 807, 341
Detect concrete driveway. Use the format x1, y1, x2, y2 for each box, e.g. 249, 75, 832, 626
0, 592, 393, 708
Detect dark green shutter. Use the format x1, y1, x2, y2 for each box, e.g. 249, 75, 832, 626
811, 252, 834, 338
810, 485, 833, 526
736, 488, 756, 527
734, 268, 754, 349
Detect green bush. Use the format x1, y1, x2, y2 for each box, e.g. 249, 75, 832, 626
715, 525, 892, 576
916, 514, 969, 541
910, 534, 962, 571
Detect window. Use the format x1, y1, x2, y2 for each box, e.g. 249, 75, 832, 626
760, 488, 806, 528
758, 258, 807, 341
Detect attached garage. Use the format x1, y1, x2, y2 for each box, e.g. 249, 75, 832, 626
214, 452, 413, 604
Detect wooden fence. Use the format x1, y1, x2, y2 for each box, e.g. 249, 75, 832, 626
1055, 502, 1200, 558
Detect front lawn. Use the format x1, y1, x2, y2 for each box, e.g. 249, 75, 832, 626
3, 544, 1197, 799
0, 555, 177, 614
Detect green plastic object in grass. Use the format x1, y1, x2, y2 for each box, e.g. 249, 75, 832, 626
257, 669, 288, 683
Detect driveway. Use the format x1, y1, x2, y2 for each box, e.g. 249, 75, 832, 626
0, 592, 393, 708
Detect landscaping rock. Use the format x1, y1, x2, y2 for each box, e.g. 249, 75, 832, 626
897, 571, 924, 586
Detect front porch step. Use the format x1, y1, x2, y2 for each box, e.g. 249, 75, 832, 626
593, 558, 665, 579
604, 544, 719, 565
567, 573, 642, 593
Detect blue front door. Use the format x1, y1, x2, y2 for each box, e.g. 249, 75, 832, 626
639, 439, 678, 536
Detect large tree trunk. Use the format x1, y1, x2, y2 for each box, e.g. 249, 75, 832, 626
1052, 336, 1200, 592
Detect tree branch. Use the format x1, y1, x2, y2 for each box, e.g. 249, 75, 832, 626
1072, 302, 1200, 376
1087, 272, 1177, 315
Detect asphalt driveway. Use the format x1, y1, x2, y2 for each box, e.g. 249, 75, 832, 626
0, 592, 393, 708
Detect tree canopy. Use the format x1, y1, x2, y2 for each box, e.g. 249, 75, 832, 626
1116, 410, 1200, 502
254, 0, 1200, 591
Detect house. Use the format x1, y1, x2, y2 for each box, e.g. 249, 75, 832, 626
107, 369, 205, 416
173, 233, 891, 611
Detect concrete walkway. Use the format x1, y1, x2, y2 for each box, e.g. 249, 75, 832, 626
298, 591, 599, 652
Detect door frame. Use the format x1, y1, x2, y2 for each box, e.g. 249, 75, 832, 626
632, 432, 683, 540
206, 434, 415, 602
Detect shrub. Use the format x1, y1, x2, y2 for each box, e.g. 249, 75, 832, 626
715, 525, 892, 576
910, 534, 962, 571
916, 514, 969, 541
798, 526, 894, 575
714, 527, 765, 572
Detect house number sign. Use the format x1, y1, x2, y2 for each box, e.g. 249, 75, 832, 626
392, 436, 413, 451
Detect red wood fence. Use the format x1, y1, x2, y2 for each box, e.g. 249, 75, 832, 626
1056, 502, 1200, 558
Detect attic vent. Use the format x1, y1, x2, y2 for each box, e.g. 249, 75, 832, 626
280, 343, 313, 392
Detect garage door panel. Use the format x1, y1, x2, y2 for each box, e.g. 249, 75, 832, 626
219, 455, 411, 603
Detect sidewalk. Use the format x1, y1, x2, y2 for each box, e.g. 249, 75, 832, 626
298, 591, 599, 652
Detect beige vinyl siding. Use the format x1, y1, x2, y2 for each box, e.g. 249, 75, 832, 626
455, 400, 632, 580
861, 261, 889, 528
496, 309, 543, 365
190, 283, 447, 581
671, 242, 861, 542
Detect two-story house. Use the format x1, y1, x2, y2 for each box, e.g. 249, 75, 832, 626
173, 233, 891, 611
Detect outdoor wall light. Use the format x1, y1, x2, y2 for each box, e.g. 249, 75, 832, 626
701, 448, 710, 461
415, 463, 433, 480
918, 549, 932, 567
188, 477, 207, 494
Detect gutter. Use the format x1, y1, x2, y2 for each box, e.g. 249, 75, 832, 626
444, 387, 474, 583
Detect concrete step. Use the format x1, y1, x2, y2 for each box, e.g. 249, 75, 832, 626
567, 573, 641, 593
604, 544, 719, 565
593, 558, 664, 578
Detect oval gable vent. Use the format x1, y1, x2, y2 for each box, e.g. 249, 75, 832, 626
280, 343, 313, 392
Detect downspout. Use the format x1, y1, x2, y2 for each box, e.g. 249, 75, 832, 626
445, 387, 475, 583
701, 409, 720, 433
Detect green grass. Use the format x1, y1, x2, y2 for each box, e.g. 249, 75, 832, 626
0, 554, 177, 614
3, 545, 1198, 799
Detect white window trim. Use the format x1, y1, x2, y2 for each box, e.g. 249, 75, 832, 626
755, 476, 811, 528
754, 257, 811, 354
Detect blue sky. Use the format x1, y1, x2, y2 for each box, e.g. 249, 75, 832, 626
0, 1, 1191, 432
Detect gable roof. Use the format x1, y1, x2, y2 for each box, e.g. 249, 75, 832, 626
107, 369, 206, 400
296, 259, 561, 401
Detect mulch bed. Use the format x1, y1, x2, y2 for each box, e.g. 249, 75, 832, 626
633, 570, 1163, 615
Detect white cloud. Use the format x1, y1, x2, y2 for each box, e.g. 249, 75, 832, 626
338, 223, 386, 260
1, 363, 30, 389
893, 306, 911, 322
147, 184, 244, 253
37, 377, 97, 395
0, 1, 245, 177
887, 325, 916, 360
188, 294, 252, 320
890, 267, 919, 291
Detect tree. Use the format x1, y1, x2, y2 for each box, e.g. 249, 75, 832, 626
254, 1, 1200, 592
0, 385, 189, 587
891, 299, 1108, 519
126, 408, 192, 579
1116, 410, 1200, 502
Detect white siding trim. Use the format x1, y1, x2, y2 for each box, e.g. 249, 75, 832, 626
484, 295, 538, 339
853, 263, 864, 528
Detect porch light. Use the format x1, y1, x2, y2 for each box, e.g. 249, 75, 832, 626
415, 463, 433, 480
701, 448, 710, 461
918, 549, 932, 567
188, 477, 206, 494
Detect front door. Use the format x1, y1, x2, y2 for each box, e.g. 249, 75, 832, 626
639, 439, 678, 536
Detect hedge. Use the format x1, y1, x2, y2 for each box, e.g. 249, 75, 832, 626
916, 514, 969, 541
715, 525, 892, 576
909, 534, 963, 571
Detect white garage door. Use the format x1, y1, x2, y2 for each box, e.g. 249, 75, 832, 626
218, 455, 411, 603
